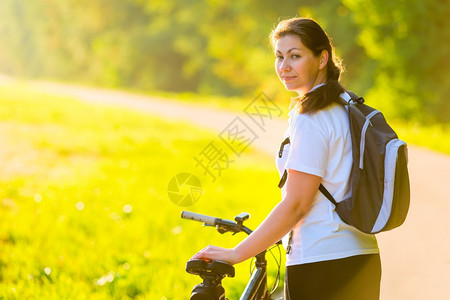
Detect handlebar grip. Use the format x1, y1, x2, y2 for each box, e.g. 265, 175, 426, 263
181, 211, 218, 226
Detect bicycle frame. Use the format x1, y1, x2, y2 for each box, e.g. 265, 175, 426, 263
240, 251, 270, 300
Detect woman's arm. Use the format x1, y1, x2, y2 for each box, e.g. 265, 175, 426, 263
191, 169, 322, 264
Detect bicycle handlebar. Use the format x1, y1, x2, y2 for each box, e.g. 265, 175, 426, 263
181, 211, 218, 226
181, 211, 253, 235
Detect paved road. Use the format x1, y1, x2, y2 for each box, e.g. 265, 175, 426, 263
19, 80, 450, 299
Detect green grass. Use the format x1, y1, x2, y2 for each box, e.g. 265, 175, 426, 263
0, 84, 284, 299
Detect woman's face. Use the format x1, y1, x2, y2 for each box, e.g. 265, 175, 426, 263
274, 34, 327, 96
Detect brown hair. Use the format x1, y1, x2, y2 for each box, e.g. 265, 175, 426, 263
270, 18, 345, 114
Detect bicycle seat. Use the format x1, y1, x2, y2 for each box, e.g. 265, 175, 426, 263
186, 259, 235, 278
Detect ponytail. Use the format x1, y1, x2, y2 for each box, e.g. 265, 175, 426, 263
297, 80, 344, 115
297, 56, 345, 115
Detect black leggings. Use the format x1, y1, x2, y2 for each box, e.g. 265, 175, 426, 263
284, 254, 381, 300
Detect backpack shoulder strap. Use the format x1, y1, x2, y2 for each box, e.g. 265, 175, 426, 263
345, 90, 365, 104
319, 184, 338, 207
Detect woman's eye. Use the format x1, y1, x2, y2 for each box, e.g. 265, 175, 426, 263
291, 54, 300, 59
275, 55, 283, 60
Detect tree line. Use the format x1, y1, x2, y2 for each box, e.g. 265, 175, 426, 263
0, 0, 449, 123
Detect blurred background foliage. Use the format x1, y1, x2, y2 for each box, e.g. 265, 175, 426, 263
0, 0, 449, 123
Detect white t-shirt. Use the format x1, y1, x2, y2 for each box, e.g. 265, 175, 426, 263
276, 94, 379, 266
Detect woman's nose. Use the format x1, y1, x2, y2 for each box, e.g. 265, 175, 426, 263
279, 59, 291, 72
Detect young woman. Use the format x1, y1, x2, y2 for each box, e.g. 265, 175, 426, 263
192, 17, 381, 299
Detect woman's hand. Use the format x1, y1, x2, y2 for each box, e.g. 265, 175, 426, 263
191, 245, 240, 265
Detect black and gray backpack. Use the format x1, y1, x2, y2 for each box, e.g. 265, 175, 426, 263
278, 91, 410, 234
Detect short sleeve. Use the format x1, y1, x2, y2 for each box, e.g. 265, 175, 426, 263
285, 113, 328, 178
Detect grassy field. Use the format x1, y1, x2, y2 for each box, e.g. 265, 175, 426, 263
0, 84, 284, 299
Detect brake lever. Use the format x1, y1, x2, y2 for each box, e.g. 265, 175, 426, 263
216, 225, 230, 234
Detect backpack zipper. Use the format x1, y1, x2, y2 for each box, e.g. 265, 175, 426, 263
359, 110, 381, 169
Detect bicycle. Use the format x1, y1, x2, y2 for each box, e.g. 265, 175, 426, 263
181, 211, 283, 300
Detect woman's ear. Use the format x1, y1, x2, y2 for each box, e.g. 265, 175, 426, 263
319, 50, 329, 70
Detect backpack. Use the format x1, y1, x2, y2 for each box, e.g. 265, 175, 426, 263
278, 91, 410, 234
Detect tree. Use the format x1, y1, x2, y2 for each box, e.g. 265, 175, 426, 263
343, 0, 450, 122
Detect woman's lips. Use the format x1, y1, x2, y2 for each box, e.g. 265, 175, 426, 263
282, 76, 296, 82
